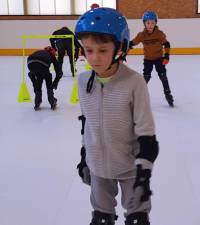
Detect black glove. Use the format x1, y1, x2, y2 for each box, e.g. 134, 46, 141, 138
133, 164, 152, 202
77, 146, 91, 185
129, 41, 134, 49
52, 78, 59, 90
52, 72, 63, 90
57, 71, 63, 78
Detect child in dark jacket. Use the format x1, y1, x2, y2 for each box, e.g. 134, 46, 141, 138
27, 46, 63, 110
130, 11, 174, 107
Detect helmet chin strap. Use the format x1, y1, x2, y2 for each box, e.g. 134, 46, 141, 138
103, 44, 126, 73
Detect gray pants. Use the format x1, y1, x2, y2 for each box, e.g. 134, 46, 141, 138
90, 172, 151, 217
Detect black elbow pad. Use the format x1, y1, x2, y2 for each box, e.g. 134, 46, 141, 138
164, 41, 170, 49
137, 135, 159, 163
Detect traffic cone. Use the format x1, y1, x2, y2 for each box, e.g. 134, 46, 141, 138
18, 82, 31, 102
70, 78, 79, 104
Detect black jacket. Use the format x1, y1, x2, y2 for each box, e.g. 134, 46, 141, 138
50, 27, 81, 50
27, 50, 61, 75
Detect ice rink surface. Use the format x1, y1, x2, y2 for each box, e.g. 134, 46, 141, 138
0, 55, 200, 225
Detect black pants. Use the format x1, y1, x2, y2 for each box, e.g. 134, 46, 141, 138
143, 58, 172, 95
56, 41, 78, 76
27, 62, 55, 105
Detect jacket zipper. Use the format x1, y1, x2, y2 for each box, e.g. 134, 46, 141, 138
99, 83, 107, 176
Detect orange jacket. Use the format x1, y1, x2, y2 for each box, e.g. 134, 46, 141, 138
132, 26, 170, 60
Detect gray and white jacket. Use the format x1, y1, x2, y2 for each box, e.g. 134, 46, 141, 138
78, 63, 155, 179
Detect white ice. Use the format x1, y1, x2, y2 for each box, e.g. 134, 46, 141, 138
0, 55, 200, 225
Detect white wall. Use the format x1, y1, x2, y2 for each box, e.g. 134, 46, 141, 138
0, 18, 200, 48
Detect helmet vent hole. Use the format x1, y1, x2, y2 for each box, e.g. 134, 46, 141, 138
95, 16, 101, 20
81, 16, 85, 20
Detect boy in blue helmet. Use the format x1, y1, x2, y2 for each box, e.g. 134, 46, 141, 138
130, 11, 174, 107
75, 8, 159, 225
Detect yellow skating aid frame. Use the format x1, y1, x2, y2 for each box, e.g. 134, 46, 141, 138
20, 35, 79, 104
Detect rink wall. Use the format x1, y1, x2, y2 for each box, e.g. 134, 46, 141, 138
0, 18, 200, 55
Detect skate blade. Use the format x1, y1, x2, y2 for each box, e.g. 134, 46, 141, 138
168, 102, 174, 107
51, 104, 57, 110
34, 106, 40, 111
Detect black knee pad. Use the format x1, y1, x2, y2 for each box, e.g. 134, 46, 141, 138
125, 212, 150, 225
90, 211, 117, 225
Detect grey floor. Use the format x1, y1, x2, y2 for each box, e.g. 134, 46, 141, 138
0, 55, 200, 225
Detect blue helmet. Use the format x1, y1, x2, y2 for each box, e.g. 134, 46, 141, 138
142, 11, 158, 23
75, 7, 130, 54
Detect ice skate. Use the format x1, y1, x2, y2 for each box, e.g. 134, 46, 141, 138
90, 211, 117, 225
34, 102, 41, 111
165, 92, 174, 107
50, 98, 57, 110
125, 212, 150, 225
34, 92, 42, 111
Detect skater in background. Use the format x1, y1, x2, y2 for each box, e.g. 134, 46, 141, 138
129, 11, 174, 107
50, 26, 82, 77
27, 46, 63, 110
75, 8, 159, 225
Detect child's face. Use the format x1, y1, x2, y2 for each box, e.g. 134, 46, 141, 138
81, 36, 115, 76
144, 20, 156, 33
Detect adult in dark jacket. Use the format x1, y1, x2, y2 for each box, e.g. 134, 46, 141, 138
50, 26, 81, 77
27, 46, 63, 110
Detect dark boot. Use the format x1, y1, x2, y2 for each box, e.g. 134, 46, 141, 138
164, 89, 174, 107
158, 73, 174, 107
50, 98, 57, 110
90, 211, 117, 225
125, 212, 150, 225
34, 91, 42, 111
47, 90, 57, 110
